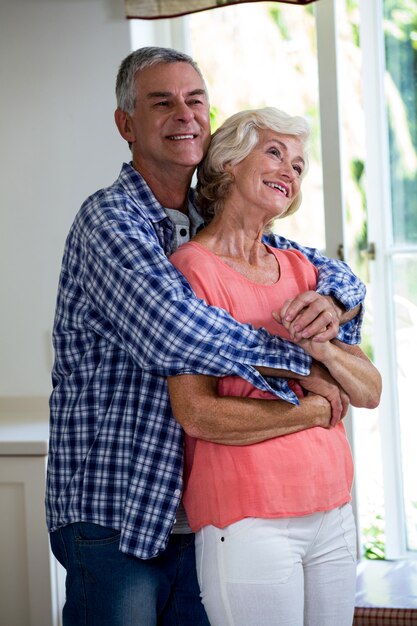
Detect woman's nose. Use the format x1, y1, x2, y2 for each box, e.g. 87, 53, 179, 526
279, 161, 295, 181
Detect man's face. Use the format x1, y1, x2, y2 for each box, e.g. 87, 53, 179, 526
127, 62, 211, 176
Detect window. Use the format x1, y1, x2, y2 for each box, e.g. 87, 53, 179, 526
358, 0, 417, 558
130, 0, 417, 560
188, 0, 383, 558
189, 2, 326, 251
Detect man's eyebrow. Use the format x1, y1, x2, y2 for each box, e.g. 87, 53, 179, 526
147, 91, 171, 99
188, 89, 207, 97
146, 89, 207, 99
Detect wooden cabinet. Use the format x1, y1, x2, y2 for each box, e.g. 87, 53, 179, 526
0, 398, 64, 626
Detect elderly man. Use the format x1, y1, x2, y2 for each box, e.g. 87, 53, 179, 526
46, 47, 364, 625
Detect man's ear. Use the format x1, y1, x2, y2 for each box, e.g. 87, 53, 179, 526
114, 108, 135, 143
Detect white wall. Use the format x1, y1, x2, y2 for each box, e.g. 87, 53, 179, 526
0, 0, 133, 396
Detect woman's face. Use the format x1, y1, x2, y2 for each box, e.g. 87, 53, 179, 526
226, 129, 305, 222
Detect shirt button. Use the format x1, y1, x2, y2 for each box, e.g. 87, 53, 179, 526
174, 489, 181, 497
179, 228, 187, 237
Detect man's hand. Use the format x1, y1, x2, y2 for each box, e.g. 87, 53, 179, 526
273, 292, 343, 343
297, 362, 350, 426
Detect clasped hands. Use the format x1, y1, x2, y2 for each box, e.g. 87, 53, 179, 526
273, 290, 342, 343
273, 291, 349, 426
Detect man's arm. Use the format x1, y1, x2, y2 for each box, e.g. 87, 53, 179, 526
78, 203, 309, 405
264, 233, 366, 344
168, 373, 335, 446
257, 361, 350, 425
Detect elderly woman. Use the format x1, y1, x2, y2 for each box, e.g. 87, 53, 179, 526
168, 108, 381, 626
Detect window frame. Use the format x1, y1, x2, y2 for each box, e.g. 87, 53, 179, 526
359, 0, 417, 559
130, 0, 417, 559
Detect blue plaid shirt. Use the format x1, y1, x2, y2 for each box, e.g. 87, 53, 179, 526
46, 163, 365, 559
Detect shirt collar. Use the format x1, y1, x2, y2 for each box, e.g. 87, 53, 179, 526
118, 162, 170, 224
119, 162, 205, 233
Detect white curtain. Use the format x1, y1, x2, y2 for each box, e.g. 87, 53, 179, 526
125, 0, 317, 20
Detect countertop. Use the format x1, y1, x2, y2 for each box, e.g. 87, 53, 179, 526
0, 397, 49, 456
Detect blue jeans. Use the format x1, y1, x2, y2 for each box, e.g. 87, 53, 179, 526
50, 522, 210, 626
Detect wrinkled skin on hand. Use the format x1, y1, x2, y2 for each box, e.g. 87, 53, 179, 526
274, 291, 343, 343
296, 362, 350, 427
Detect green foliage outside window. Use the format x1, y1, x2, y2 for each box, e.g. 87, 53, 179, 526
363, 515, 386, 560
267, 5, 291, 41
209, 105, 220, 132
384, 1, 417, 245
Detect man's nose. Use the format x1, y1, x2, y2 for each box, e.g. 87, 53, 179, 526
173, 101, 194, 122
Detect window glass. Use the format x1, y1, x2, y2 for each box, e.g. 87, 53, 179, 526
393, 255, 417, 550
342, 0, 417, 559
190, 0, 386, 558
383, 2, 417, 553
189, 2, 325, 250
338, 0, 386, 560
383, 2, 417, 244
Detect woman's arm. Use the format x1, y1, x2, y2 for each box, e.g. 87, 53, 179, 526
264, 233, 366, 344
168, 374, 336, 446
292, 338, 382, 409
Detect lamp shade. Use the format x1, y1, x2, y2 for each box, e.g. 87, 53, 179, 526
125, 0, 318, 20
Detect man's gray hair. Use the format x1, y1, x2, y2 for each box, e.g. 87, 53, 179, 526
115, 46, 207, 115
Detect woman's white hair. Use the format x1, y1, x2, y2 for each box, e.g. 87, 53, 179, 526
197, 107, 310, 223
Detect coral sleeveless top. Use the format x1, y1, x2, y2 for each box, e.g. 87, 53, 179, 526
170, 241, 353, 531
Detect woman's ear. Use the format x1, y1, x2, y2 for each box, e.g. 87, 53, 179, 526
114, 108, 135, 144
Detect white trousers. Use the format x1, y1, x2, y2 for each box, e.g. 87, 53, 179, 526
195, 504, 357, 626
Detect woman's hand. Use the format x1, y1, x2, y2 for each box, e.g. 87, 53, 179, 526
297, 362, 350, 426
286, 332, 333, 364
273, 291, 343, 342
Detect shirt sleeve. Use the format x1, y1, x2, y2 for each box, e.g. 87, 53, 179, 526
78, 208, 309, 403
263, 233, 365, 344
